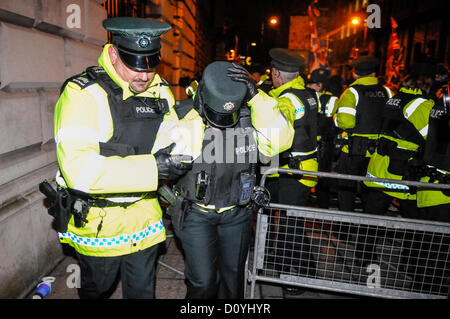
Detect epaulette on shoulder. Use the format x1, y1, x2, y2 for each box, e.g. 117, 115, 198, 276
59, 66, 106, 95
160, 77, 170, 86
174, 98, 195, 120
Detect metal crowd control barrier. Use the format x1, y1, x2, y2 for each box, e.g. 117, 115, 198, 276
248, 168, 450, 299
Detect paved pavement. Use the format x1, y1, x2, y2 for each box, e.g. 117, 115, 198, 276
25, 213, 357, 300
25, 215, 262, 299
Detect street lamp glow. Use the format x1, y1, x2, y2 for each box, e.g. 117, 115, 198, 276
269, 16, 278, 26
251, 42, 256, 47
351, 17, 360, 25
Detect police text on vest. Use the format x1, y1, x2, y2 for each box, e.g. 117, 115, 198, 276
135, 106, 155, 114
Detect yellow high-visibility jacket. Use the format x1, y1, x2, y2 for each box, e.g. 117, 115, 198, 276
173, 90, 295, 211
176, 89, 295, 159
54, 44, 185, 257
267, 76, 319, 187
417, 172, 450, 208
336, 76, 394, 156
364, 88, 434, 200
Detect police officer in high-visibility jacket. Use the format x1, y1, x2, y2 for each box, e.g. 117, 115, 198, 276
364, 65, 435, 217
53, 17, 192, 298
170, 61, 294, 299
335, 55, 394, 212
415, 82, 450, 292
417, 82, 450, 223
264, 48, 319, 206
306, 68, 339, 208
260, 48, 318, 296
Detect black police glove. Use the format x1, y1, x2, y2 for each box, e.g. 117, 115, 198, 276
227, 62, 258, 99
250, 186, 271, 211
193, 81, 204, 115
154, 143, 193, 181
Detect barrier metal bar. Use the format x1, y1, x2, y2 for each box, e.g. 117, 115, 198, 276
248, 168, 450, 299
260, 167, 450, 190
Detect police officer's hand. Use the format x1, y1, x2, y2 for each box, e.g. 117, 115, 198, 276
227, 62, 258, 99
193, 82, 204, 115
155, 143, 193, 180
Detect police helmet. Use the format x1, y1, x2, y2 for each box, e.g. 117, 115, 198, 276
198, 62, 247, 128
103, 17, 171, 72
351, 55, 379, 76
307, 68, 331, 84
269, 48, 306, 73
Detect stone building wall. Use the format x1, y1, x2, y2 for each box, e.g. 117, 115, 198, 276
0, 0, 107, 298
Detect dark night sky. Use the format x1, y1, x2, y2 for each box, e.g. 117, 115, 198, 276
212, 0, 337, 66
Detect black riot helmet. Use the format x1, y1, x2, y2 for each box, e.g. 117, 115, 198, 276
351, 55, 379, 76
197, 61, 247, 128
103, 17, 171, 72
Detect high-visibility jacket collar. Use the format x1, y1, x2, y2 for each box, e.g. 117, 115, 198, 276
399, 87, 423, 95
98, 43, 163, 100
350, 76, 378, 86
269, 75, 305, 98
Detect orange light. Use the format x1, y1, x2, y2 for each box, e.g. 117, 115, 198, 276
269, 16, 278, 25
351, 17, 360, 25
250, 42, 256, 47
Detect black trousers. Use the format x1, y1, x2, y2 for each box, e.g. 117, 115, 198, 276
335, 151, 371, 212
266, 176, 312, 206
316, 137, 335, 208
174, 205, 253, 299
364, 188, 420, 218
76, 245, 159, 299
419, 203, 450, 223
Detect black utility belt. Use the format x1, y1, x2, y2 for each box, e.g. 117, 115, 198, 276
376, 137, 415, 158
39, 181, 151, 233
87, 198, 134, 209
281, 151, 317, 168
424, 166, 450, 184
347, 135, 377, 156
69, 189, 154, 208
87, 196, 145, 208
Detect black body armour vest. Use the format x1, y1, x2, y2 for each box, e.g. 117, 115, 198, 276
317, 93, 336, 139
319, 93, 332, 115
67, 66, 167, 157
282, 88, 318, 154
380, 92, 425, 147
351, 84, 389, 134
175, 109, 258, 208
423, 100, 450, 171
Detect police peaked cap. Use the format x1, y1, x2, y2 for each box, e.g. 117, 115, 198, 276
201, 61, 247, 128
269, 48, 305, 72
308, 68, 331, 84
103, 17, 171, 71
351, 55, 379, 75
